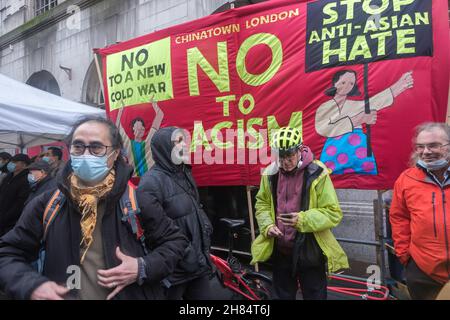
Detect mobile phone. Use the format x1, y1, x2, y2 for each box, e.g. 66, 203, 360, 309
279, 213, 292, 218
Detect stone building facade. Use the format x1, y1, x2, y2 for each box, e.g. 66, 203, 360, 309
0, 0, 234, 106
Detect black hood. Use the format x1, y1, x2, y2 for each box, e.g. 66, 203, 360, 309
150, 127, 200, 201
151, 127, 181, 173
57, 156, 133, 206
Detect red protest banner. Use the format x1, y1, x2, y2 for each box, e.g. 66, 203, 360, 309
96, 0, 449, 189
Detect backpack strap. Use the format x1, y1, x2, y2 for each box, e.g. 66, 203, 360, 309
41, 184, 147, 253
42, 189, 66, 241
120, 181, 148, 255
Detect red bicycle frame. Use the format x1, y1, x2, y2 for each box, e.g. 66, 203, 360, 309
210, 254, 267, 300
327, 275, 391, 300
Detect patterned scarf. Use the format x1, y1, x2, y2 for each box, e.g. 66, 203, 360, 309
69, 170, 115, 264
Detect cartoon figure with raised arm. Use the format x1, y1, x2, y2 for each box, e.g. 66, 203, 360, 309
315, 70, 414, 175
116, 98, 164, 177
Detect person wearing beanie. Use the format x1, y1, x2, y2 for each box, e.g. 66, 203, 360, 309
0, 152, 12, 186
0, 153, 31, 237
24, 160, 57, 206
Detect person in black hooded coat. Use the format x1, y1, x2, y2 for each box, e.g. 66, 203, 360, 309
138, 127, 213, 300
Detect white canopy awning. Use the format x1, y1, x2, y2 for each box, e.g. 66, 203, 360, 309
0, 73, 106, 150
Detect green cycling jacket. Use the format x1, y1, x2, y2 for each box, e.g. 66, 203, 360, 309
251, 160, 349, 274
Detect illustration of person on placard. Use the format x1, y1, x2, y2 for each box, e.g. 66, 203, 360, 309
116, 99, 164, 177
315, 69, 414, 174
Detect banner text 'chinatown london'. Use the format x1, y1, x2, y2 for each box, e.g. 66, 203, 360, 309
96, 0, 449, 188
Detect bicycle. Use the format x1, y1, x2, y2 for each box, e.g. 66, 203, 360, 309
210, 218, 272, 300
327, 274, 392, 300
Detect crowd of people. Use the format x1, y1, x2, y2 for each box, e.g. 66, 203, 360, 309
0, 118, 449, 300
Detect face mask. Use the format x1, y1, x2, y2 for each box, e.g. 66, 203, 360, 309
42, 157, 51, 163
71, 153, 114, 183
7, 162, 16, 173
27, 173, 38, 187
417, 158, 449, 171
171, 145, 189, 165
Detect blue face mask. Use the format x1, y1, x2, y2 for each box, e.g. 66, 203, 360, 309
7, 162, 16, 173
42, 157, 51, 163
417, 158, 449, 171
27, 173, 37, 187
71, 153, 114, 183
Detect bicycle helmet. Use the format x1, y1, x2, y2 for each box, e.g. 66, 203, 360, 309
271, 127, 302, 157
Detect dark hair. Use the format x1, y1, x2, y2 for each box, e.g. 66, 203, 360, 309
0, 152, 11, 174
325, 70, 361, 97
48, 147, 63, 160
0, 152, 12, 161
11, 153, 31, 165
66, 116, 123, 150
131, 117, 146, 129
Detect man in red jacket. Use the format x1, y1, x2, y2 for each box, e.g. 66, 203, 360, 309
390, 122, 450, 300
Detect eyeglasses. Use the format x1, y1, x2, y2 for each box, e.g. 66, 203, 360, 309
70, 143, 113, 157
415, 143, 449, 153
277, 145, 302, 159
279, 150, 301, 161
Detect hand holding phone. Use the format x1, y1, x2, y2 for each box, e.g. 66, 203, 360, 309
267, 225, 283, 238
277, 212, 299, 227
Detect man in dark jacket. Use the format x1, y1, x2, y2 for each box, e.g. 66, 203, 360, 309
0, 152, 12, 186
0, 117, 188, 300
0, 153, 31, 237
138, 127, 213, 300
43, 147, 66, 178
24, 160, 57, 206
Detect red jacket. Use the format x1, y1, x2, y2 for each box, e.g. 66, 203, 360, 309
390, 167, 450, 284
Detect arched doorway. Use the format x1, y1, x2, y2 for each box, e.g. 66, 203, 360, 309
25, 70, 64, 160
82, 60, 105, 109
26, 70, 61, 96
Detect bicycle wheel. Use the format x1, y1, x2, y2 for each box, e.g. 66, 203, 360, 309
241, 272, 272, 300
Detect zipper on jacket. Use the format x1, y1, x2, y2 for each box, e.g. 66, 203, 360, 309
441, 191, 450, 277
432, 192, 437, 237
285, 178, 289, 210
